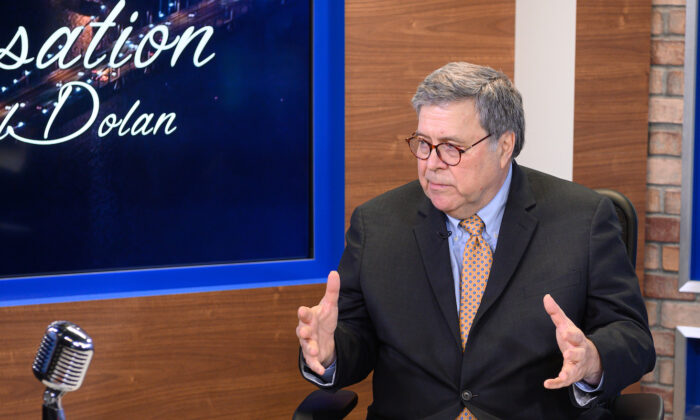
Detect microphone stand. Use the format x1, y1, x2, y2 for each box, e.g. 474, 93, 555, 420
42, 388, 67, 420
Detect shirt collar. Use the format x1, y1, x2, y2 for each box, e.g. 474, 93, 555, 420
445, 164, 513, 242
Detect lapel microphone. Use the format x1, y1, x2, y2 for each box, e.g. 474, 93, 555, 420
32, 321, 94, 420
438, 230, 452, 239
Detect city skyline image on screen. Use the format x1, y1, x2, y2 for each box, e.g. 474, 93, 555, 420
0, 0, 312, 278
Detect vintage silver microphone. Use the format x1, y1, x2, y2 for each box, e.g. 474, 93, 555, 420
32, 321, 94, 420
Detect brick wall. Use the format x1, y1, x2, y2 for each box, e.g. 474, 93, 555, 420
644, 1, 700, 418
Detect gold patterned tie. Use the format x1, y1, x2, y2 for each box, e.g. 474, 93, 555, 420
457, 215, 492, 420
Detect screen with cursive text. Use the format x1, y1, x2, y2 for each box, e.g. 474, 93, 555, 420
0, 0, 312, 278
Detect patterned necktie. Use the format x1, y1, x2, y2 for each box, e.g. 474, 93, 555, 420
457, 215, 493, 420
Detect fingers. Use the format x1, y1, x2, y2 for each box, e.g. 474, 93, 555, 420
543, 364, 577, 389
544, 342, 602, 390
298, 330, 330, 376
543, 294, 597, 390
296, 323, 312, 340
296, 307, 317, 345
298, 322, 321, 368
299, 271, 340, 324
305, 357, 326, 376
544, 334, 603, 390
296, 270, 340, 377
545, 295, 586, 346
543, 294, 569, 329
297, 322, 324, 374
304, 337, 319, 356
563, 347, 585, 363
561, 327, 585, 346
543, 376, 564, 389
544, 354, 584, 389
323, 271, 340, 307
298, 306, 313, 324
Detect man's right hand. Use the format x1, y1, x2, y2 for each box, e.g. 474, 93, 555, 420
296, 270, 340, 376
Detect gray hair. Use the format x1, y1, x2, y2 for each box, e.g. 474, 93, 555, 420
411, 62, 525, 158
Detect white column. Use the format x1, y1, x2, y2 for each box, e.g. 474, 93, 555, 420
514, 0, 577, 181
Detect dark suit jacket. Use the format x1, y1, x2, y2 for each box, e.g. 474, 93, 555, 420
324, 163, 654, 419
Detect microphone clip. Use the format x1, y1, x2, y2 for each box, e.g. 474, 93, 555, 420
437, 230, 452, 239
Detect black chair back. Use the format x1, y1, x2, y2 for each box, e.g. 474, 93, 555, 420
595, 188, 663, 420
595, 188, 638, 268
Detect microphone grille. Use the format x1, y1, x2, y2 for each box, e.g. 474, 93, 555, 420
32, 321, 94, 392
32, 332, 58, 378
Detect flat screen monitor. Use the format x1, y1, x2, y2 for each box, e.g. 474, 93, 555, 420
0, 0, 344, 306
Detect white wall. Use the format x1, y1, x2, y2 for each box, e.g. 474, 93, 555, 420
514, 0, 577, 181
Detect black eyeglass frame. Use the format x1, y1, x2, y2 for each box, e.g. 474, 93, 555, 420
404, 132, 492, 166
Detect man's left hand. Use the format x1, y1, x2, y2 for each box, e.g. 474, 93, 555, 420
543, 293, 603, 389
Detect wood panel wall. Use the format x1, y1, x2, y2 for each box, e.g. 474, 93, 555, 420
0, 285, 326, 419
573, 1, 652, 393
573, 0, 652, 283
345, 0, 516, 222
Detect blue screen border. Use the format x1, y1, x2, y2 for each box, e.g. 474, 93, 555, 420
0, 0, 344, 307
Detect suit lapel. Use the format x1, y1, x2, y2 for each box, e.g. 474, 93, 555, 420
472, 162, 538, 328
413, 197, 461, 349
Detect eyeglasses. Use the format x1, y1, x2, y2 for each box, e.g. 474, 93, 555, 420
405, 132, 491, 166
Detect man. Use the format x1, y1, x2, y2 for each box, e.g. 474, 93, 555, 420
296, 62, 654, 419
